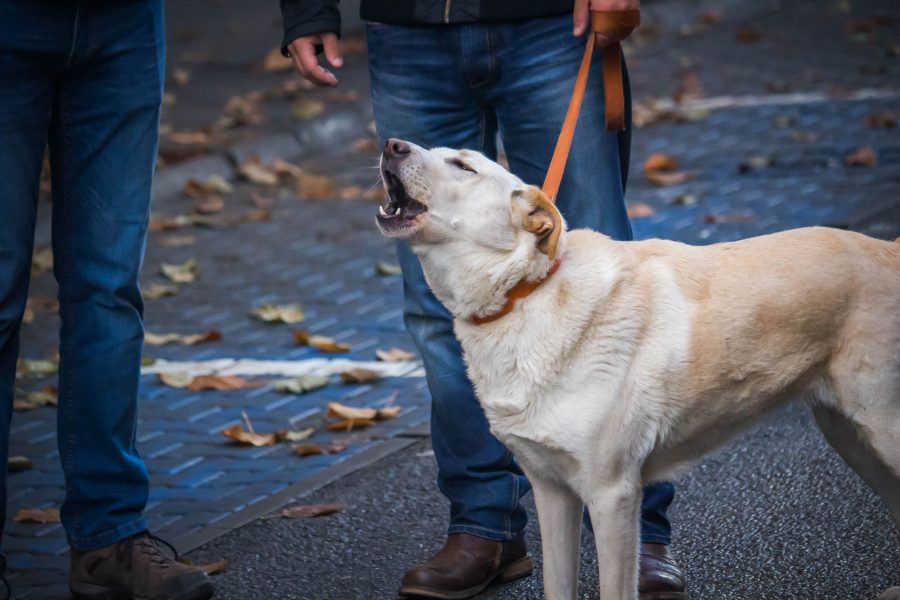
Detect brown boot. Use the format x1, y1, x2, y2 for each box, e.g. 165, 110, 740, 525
70, 531, 215, 600
640, 543, 688, 600
399, 533, 533, 599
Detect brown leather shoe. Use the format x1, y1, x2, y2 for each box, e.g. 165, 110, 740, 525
640, 543, 688, 600
70, 531, 215, 600
399, 533, 533, 599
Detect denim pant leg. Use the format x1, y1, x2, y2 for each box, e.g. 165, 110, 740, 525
46, 0, 165, 551
487, 15, 674, 545
367, 23, 530, 541
0, 0, 64, 572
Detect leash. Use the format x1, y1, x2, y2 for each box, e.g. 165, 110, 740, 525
470, 10, 640, 326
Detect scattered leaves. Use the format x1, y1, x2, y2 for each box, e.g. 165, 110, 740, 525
215, 95, 263, 130
251, 303, 305, 324
8, 455, 33, 472
160, 259, 198, 283
626, 203, 656, 219
340, 368, 381, 384
295, 441, 348, 457
643, 152, 679, 174
13, 508, 60, 524
845, 145, 877, 167
144, 284, 179, 299
275, 503, 344, 519
222, 424, 278, 447
375, 261, 402, 276
293, 330, 350, 353
22, 296, 58, 324
375, 347, 415, 362
238, 158, 279, 186
145, 330, 222, 346
271, 375, 330, 394
176, 558, 227, 576
14, 385, 58, 411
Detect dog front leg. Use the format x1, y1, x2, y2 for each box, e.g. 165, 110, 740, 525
527, 471, 583, 600
586, 480, 642, 600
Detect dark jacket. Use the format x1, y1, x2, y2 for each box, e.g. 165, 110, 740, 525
281, 0, 574, 50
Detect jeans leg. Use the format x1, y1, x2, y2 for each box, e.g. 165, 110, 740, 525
0, 0, 64, 570
367, 22, 528, 540
487, 15, 673, 544
48, 0, 165, 551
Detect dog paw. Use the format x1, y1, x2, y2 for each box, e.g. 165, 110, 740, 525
877, 587, 900, 600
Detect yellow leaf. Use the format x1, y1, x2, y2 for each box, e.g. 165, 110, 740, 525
8, 455, 33, 472
326, 402, 377, 421
293, 330, 350, 352
144, 284, 179, 299
251, 303, 305, 324
375, 347, 415, 362
160, 259, 198, 283
144, 330, 221, 346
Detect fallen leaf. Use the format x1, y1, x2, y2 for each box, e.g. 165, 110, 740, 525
643, 152, 679, 173
277, 503, 344, 519
626, 203, 656, 218
295, 441, 349, 456
377, 405, 402, 419
270, 159, 305, 181
261, 46, 292, 73
277, 427, 316, 442
22, 297, 59, 324
13, 385, 58, 411
141, 356, 157, 367
183, 175, 233, 198
13, 508, 60, 524
271, 375, 330, 394
157, 372, 194, 388
16, 358, 58, 378
736, 28, 761, 43
144, 284, 179, 299
703, 213, 754, 224
167, 131, 210, 146
845, 145, 877, 167
251, 303, 305, 324
195, 197, 225, 215
144, 330, 222, 346
149, 214, 195, 232
340, 368, 381, 384
326, 418, 375, 431
644, 170, 696, 187
291, 98, 325, 121
672, 69, 703, 104
160, 235, 196, 247
242, 208, 272, 222
222, 424, 278, 447
171, 67, 190, 86
293, 330, 351, 353
375, 347, 415, 362
176, 558, 227, 576
215, 95, 263, 130
160, 259, 198, 283
31, 246, 53, 277
8, 455, 33, 472
375, 261, 402, 276
238, 158, 279, 186
865, 111, 897, 129
327, 402, 377, 421
633, 97, 709, 128
188, 375, 251, 391
296, 173, 337, 199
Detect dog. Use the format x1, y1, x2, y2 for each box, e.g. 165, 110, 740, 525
375, 138, 900, 600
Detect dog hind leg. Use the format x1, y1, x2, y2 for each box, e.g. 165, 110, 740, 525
586, 479, 642, 600
528, 472, 583, 600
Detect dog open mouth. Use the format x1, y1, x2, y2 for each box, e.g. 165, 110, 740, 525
376, 170, 427, 234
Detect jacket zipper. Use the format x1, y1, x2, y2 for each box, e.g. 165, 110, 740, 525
443, 0, 452, 23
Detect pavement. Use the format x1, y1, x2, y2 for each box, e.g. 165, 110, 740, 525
8, 0, 900, 598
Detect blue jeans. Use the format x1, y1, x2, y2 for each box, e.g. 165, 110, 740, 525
0, 0, 164, 560
368, 15, 675, 544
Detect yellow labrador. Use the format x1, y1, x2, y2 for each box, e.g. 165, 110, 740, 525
375, 138, 900, 600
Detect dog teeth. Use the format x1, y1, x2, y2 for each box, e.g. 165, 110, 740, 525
379, 204, 400, 218
379, 205, 388, 217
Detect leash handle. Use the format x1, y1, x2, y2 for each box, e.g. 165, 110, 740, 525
541, 9, 640, 202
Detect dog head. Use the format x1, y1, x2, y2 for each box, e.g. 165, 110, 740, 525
376, 139, 564, 261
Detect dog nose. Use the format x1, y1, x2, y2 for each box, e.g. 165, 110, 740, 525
384, 138, 411, 159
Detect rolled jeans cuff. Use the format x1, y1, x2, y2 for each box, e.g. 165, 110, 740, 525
447, 523, 526, 543
68, 517, 149, 553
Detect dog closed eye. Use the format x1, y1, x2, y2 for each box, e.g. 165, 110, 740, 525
447, 158, 477, 173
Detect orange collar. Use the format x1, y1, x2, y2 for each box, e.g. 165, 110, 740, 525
470, 259, 562, 325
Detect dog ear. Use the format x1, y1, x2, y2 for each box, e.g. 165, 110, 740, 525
512, 186, 563, 260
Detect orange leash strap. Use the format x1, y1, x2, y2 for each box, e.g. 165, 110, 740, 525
541, 9, 640, 202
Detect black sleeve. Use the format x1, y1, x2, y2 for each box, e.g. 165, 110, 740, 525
280, 0, 342, 56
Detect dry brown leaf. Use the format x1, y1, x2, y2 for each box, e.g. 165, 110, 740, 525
176, 558, 227, 576
160, 259, 198, 283
216, 95, 263, 130
644, 170, 696, 187
326, 418, 376, 431
238, 158, 279, 186
144, 284, 179, 299
327, 402, 378, 421
865, 111, 897, 129
261, 46, 292, 73
632, 97, 709, 128
242, 208, 272, 222
251, 303, 305, 324
172, 67, 190, 86
295, 441, 348, 456
31, 246, 53, 277
292, 98, 325, 121
157, 372, 194, 388
296, 173, 338, 199
8, 455, 33, 472
377, 406, 402, 419
222, 424, 278, 447
14, 508, 60, 524
375, 347, 415, 362
14, 385, 58, 411
183, 175, 232, 199
188, 375, 251, 391
271, 159, 305, 181
340, 368, 381, 384
643, 152, 679, 173
277, 503, 344, 519
626, 203, 656, 219
145, 330, 221, 346
845, 145, 878, 167
293, 330, 351, 353
195, 197, 225, 215
167, 131, 210, 146
672, 69, 703, 104
698, 10, 722, 25
736, 28, 762, 43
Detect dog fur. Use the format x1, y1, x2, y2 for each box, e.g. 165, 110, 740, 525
375, 140, 900, 600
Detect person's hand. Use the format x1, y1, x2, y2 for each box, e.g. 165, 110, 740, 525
287, 32, 343, 87
573, 0, 641, 47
